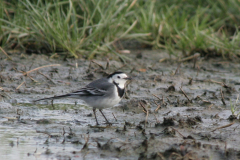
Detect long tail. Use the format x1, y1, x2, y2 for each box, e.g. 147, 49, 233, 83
33, 94, 71, 102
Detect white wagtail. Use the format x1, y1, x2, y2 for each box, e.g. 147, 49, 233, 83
34, 71, 132, 125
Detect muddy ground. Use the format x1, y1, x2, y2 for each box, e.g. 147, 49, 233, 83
0, 50, 240, 160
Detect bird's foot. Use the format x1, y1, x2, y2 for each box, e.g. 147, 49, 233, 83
104, 121, 113, 126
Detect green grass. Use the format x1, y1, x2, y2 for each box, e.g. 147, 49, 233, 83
230, 94, 240, 116
1, 0, 240, 59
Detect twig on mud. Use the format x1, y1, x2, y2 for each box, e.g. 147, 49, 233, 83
152, 94, 161, 101
0, 92, 12, 99
57, 80, 71, 85
29, 61, 34, 71
86, 61, 92, 73
91, 60, 105, 70
159, 58, 167, 63
166, 96, 171, 103
225, 141, 227, 156
234, 124, 240, 131
179, 87, 192, 103
152, 94, 162, 112
188, 78, 193, 85
51, 100, 55, 109
196, 66, 200, 76
69, 127, 73, 135
208, 104, 213, 110
27, 75, 38, 82
36, 130, 50, 136
169, 152, 182, 159
179, 53, 200, 62
153, 112, 160, 123
12, 67, 18, 72
62, 127, 66, 144
170, 127, 185, 138
145, 109, 149, 128
130, 67, 135, 73
209, 79, 223, 85
202, 100, 212, 104
116, 64, 127, 71
174, 64, 181, 75
211, 122, 235, 132
112, 113, 117, 121
139, 101, 149, 128
61, 137, 65, 144
38, 71, 56, 84
193, 53, 200, 68
89, 125, 117, 129
82, 134, 90, 150
153, 75, 160, 83
220, 88, 226, 105
105, 58, 110, 70
156, 153, 165, 160
0, 47, 12, 60
162, 95, 165, 104
139, 101, 148, 113
23, 64, 61, 76
222, 83, 231, 89
62, 127, 66, 136
16, 81, 25, 90
203, 68, 229, 73
154, 100, 161, 112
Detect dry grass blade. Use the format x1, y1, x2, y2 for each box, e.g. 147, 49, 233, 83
174, 64, 181, 75
153, 112, 160, 123
112, 113, 117, 121
23, 64, 61, 76
127, 0, 137, 11
82, 134, 90, 149
152, 94, 162, 101
152, 94, 162, 112
38, 71, 56, 84
139, 101, 147, 113
209, 79, 223, 85
145, 109, 149, 128
139, 101, 149, 128
16, 81, 25, 90
91, 60, 105, 70
154, 100, 161, 112
211, 122, 235, 132
179, 53, 200, 62
220, 88, 226, 105
179, 87, 192, 102
170, 127, 185, 138
0, 47, 12, 60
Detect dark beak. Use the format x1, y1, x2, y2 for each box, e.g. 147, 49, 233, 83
124, 77, 132, 80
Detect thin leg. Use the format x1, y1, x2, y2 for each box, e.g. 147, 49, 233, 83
93, 108, 99, 125
99, 109, 111, 124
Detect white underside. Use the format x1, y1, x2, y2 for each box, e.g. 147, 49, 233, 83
76, 86, 121, 109
83, 96, 121, 109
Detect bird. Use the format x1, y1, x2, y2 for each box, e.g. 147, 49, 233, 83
33, 71, 132, 125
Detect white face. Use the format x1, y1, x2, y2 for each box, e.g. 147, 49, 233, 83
108, 73, 130, 89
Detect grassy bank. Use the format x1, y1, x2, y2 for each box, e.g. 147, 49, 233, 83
1, 0, 240, 58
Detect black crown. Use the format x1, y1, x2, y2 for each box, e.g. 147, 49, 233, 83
107, 71, 124, 78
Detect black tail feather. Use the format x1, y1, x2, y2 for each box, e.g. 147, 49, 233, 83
33, 94, 71, 102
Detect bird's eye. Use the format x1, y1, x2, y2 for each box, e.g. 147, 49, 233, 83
117, 76, 120, 79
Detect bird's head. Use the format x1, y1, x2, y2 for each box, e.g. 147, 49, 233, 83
107, 72, 132, 89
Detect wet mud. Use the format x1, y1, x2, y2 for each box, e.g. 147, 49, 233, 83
1, 50, 240, 160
